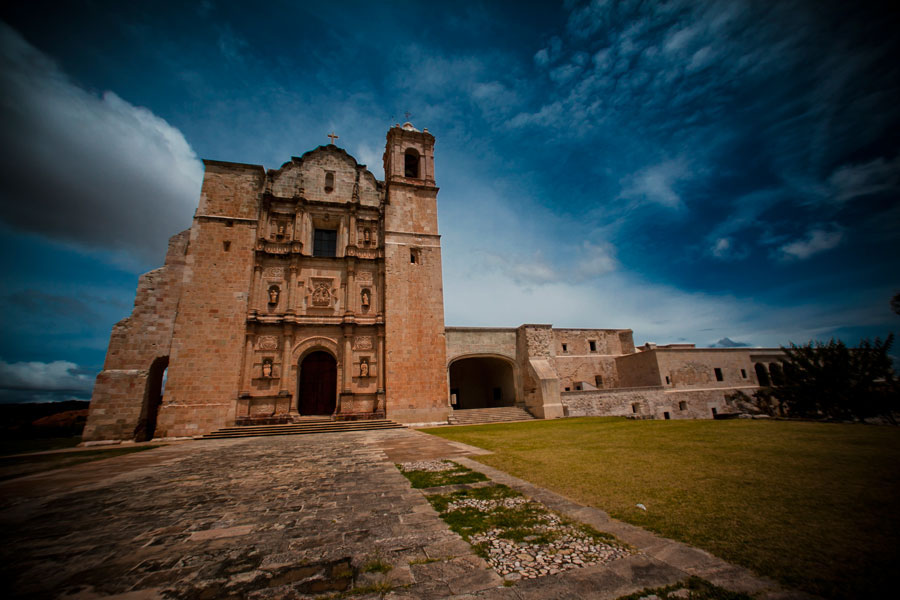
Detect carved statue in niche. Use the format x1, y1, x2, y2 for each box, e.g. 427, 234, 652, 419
311, 282, 331, 307
262, 359, 273, 378
363, 228, 371, 245
268, 285, 280, 305
361, 288, 370, 310
359, 359, 369, 378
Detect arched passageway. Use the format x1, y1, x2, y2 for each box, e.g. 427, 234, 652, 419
134, 356, 168, 441
298, 351, 337, 415
449, 356, 516, 410
769, 362, 784, 386
755, 362, 771, 386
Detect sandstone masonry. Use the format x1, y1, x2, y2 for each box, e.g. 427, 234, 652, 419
84, 124, 784, 441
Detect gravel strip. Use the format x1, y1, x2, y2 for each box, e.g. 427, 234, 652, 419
445, 496, 632, 580
398, 460, 457, 472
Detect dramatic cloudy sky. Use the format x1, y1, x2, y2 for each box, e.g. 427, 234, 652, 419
1, 0, 898, 402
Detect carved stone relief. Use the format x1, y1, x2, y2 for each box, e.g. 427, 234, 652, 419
309, 279, 335, 307
352, 336, 373, 351
263, 267, 284, 279
357, 271, 374, 284
257, 335, 279, 350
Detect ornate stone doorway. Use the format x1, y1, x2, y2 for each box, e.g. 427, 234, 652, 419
298, 351, 337, 415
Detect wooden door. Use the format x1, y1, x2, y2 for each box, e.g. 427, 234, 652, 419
299, 351, 337, 415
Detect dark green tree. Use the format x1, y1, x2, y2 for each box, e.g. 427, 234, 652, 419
773, 334, 897, 422
892, 292, 900, 316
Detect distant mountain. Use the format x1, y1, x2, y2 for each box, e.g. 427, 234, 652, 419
713, 337, 751, 348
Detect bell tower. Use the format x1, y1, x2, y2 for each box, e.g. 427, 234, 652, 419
382, 123, 449, 423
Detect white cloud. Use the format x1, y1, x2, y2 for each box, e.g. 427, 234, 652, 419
619, 158, 690, 209
686, 46, 716, 72
479, 251, 561, 286
777, 228, 844, 261
534, 48, 550, 68
712, 237, 731, 257
0, 360, 93, 392
549, 63, 581, 84
0, 23, 203, 268
828, 155, 900, 203
576, 241, 618, 278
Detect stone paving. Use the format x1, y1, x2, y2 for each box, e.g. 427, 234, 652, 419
0, 429, 815, 599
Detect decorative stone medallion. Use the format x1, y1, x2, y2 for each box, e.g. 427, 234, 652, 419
257, 335, 278, 350
263, 266, 284, 278
353, 336, 373, 350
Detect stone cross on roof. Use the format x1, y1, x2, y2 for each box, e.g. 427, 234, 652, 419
327, 131, 339, 144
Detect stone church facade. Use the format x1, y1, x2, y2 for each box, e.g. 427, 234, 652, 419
83, 124, 782, 442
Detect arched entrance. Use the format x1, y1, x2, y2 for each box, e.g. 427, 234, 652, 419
298, 351, 337, 415
134, 356, 168, 441
449, 356, 516, 410
755, 362, 771, 386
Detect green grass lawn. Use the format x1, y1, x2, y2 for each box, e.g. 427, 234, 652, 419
422, 417, 900, 599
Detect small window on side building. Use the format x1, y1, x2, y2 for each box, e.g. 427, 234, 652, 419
562, 343, 568, 353
589, 340, 596, 352
594, 375, 603, 387
665, 375, 671, 384
741, 368, 747, 379
679, 401, 687, 410
714, 368, 723, 382
324, 171, 335, 192
664, 412, 670, 420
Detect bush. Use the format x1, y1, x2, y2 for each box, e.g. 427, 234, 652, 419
773, 335, 898, 422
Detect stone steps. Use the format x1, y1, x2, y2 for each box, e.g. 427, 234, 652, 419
201, 419, 405, 439
448, 407, 536, 426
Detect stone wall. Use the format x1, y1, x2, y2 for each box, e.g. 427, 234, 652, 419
82, 230, 190, 441
561, 385, 759, 420
445, 327, 517, 363
615, 350, 663, 388
654, 349, 784, 389
516, 325, 564, 419
155, 161, 264, 438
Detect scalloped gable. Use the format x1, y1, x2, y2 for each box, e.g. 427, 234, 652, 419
267, 145, 382, 206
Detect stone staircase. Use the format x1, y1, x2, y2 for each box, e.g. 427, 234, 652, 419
201, 418, 404, 440
448, 406, 536, 426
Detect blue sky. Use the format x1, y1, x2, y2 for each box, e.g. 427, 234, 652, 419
1, 0, 898, 403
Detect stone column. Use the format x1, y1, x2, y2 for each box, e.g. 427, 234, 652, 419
377, 330, 385, 393
285, 265, 297, 312
346, 261, 356, 316
280, 327, 292, 396
342, 327, 353, 393
241, 334, 255, 396
251, 265, 262, 312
